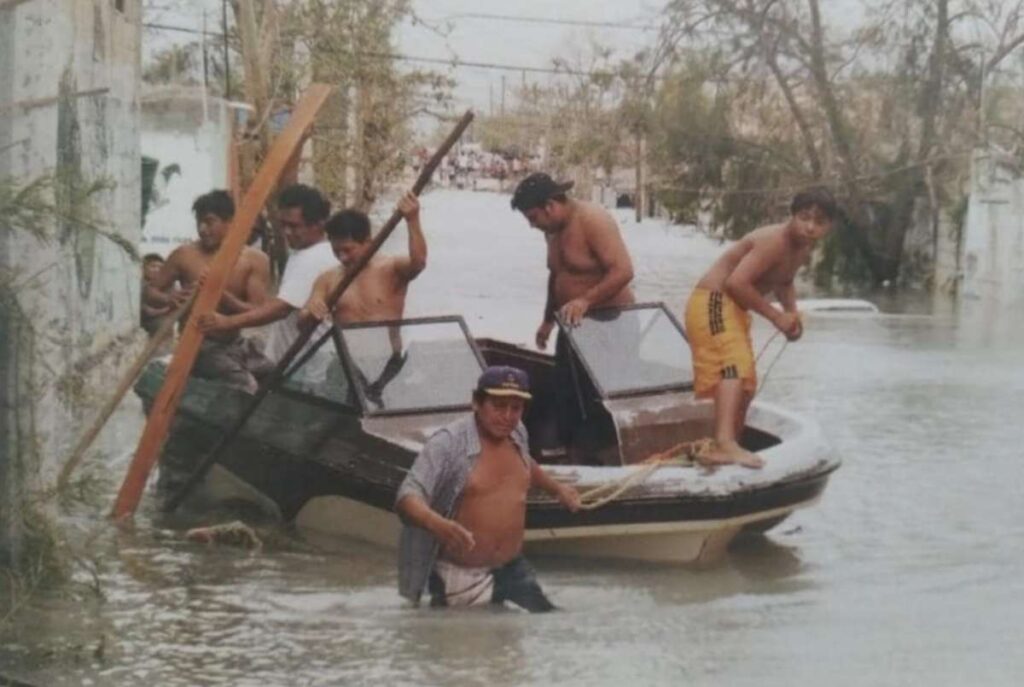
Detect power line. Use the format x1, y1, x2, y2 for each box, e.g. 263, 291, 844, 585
142, 22, 627, 78
437, 12, 658, 32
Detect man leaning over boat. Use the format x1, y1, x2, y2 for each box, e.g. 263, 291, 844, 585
683, 186, 837, 468
510, 172, 635, 449
395, 366, 581, 612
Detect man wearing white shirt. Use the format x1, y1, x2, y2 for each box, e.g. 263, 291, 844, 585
198, 184, 336, 370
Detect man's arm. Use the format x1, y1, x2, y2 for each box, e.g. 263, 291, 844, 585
197, 297, 293, 334
298, 269, 334, 328
535, 270, 557, 350
529, 461, 581, 512
393, 192, 427, 282
560, 209, 634, 325
395, 494, 475, 556
394, 431, 475, 555
725, 240, 800, 339
206, 250, 270, 315
143, 250, 189, 307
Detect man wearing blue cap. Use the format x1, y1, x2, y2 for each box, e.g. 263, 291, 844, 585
395, 365, 581, 612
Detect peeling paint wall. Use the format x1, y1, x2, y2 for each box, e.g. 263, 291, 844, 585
0, 0, 141, 565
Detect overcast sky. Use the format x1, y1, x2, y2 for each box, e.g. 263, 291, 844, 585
144, 0, 865, 113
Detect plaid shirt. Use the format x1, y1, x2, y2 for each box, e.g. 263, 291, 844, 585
395, 414, 533, 604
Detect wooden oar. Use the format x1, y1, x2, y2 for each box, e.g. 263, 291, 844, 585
111, 84, 333, 520
163, 110, 475, 513
57, 292, 195, 492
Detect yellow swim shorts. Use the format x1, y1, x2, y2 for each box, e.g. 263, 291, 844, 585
683, 288, 756, 398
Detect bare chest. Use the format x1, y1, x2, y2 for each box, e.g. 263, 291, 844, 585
462, 444, 530, 499
549, 224, 600, 274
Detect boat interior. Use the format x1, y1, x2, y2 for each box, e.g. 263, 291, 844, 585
299, 302, 780, 468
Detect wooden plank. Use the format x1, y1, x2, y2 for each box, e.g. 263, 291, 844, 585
111, 83, 332, 519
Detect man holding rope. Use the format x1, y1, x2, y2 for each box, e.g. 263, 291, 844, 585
684, 186, 837, 468
396, 366, 580, 612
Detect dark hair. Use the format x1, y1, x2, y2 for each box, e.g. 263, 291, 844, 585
510, 173, 574, 212
142, 253, 164, 264
277, 184, 331, 225
192, 190, 234, 221
325, 209, 371, 243
790, 186, 838, 220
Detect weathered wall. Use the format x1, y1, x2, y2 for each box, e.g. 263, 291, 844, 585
0, 0, 141, 565
961, 148, 1024, 307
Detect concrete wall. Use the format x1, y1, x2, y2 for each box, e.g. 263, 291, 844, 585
0, 0, 141, 564
960, 148, 1024, 307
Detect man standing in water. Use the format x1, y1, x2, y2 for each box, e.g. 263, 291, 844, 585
684, 186, 836, 468
396, 366, 581, 611
144, 190, 272, 392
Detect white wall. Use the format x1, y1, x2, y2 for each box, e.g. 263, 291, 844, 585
140, 87, 233, 257
961, 149, 1024, 307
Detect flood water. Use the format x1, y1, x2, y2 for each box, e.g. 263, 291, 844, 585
3, 189, 1023, 686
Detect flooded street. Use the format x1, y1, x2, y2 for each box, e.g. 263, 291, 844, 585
3, 189, 1023, 686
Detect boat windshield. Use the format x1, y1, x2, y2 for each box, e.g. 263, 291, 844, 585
563, 303, 694, 397
338, 318, 485, 414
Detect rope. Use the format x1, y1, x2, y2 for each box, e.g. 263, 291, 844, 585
574, 439, 714, 511
755, 329, 789, 395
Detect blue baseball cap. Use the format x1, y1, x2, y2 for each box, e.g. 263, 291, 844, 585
476, 365, 532, 400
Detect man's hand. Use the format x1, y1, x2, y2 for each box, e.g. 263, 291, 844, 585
431, 517, 475, 556
774, 311, 802, 341
535, 320, 555, 350
197, 311, 233, 335
170, 286, 193, 307
554, 483, 582, 513
559, 297, 591, 327
397, 191, 420, 222
302, 297, 331, 323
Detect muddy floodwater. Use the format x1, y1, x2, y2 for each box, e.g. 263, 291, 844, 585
2, 190, 1022, 686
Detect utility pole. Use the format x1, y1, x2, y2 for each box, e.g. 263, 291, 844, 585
501, 75, 506, 116
634, 131, 647, 223
222, 0, 231, 98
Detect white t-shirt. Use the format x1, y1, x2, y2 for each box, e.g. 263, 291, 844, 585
264, 240, 337, 364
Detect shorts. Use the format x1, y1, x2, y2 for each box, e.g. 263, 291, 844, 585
428, 555, 556, 613
193, 336, 275, 394
683, 288, 756, 398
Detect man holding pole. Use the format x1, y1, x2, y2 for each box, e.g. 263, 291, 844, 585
197, 184, 337, 368
144, 190, 273, 393
299, 191, 426, 326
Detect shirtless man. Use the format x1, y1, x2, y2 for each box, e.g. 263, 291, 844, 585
144, 189, 272, 392
510, 172, 635, 347
299, 191, 426, 326
684, 186, 837, 468
511, 172, 635, 447
395, 366, 580, 611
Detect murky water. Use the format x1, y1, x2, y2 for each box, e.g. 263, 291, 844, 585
4, 190, 1023, 686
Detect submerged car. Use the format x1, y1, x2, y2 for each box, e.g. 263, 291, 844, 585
137, 303, 839, 564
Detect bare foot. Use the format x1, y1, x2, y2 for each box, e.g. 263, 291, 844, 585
702, 441, 765, 469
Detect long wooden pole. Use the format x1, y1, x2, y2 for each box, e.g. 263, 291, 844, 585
164, 110, 475, 513
111, 84, 333, 520
57, 294, 195, 492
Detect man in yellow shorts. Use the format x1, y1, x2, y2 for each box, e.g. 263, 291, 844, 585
684, 187, 836, 468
